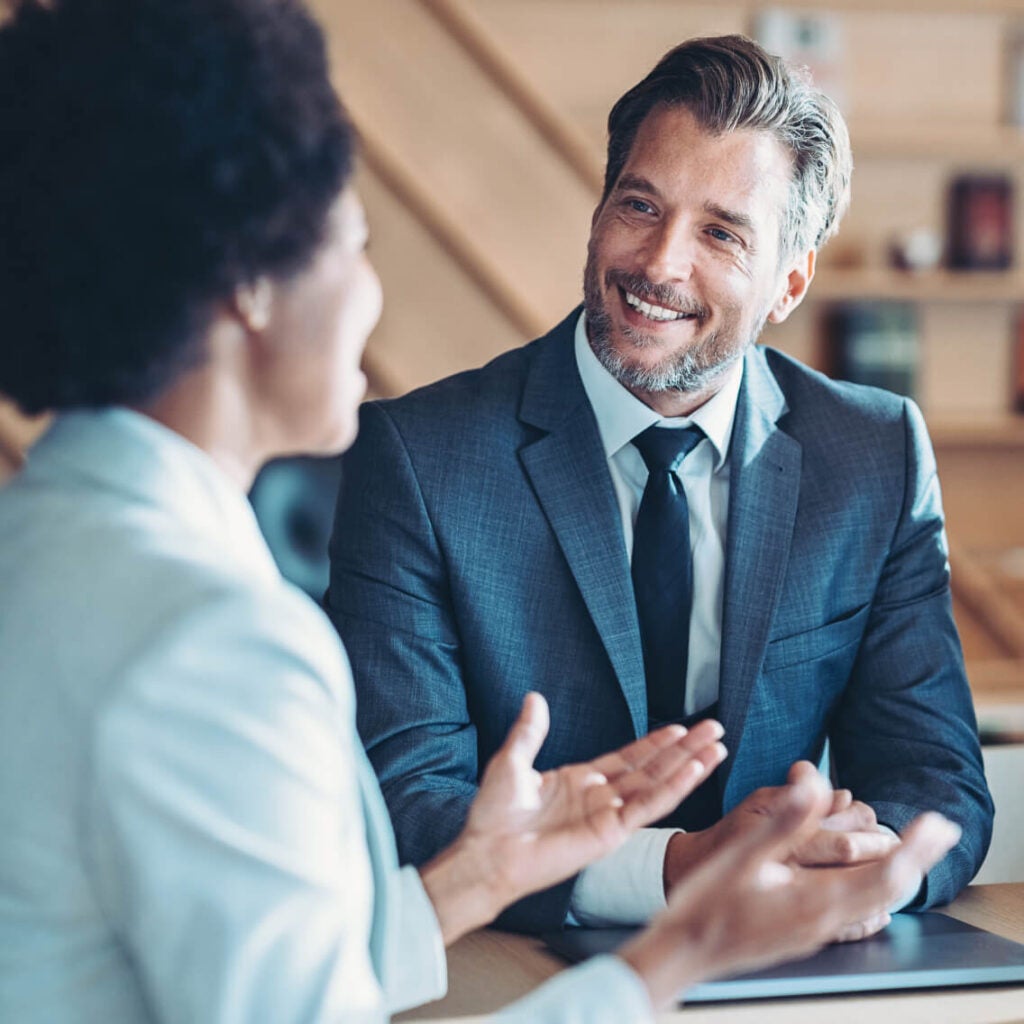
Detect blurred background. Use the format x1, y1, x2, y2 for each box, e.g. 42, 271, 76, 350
1, 0, 1022, 873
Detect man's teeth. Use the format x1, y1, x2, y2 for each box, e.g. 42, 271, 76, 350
623, 290, 691, 322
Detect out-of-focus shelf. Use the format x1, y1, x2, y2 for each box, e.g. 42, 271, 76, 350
849, 122, 1024, 164
928, 415, 1024, 448
745, 0, 1024, 12
812, 267, 1024, 302
973, 686, 1024, 746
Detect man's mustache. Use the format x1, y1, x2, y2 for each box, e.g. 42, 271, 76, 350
605, 270, 710, 322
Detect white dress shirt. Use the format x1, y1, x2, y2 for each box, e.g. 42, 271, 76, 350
0, 409, 653, 1023
569, 312, 742, 927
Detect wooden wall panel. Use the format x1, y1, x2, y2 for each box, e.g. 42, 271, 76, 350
842, 11, 1005, 126
472, 1, 746, 147
356, 166, 529, 392
937, 443, 1024, 551
920, 304, 1016, 417
312, 0, 593, 328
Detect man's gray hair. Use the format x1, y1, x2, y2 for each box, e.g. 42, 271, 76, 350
603, 34, 852, 257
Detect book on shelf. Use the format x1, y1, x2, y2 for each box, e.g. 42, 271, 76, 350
1014, 309, 1024, 415
829, 302, 918, 400
947, 174, 1015, 271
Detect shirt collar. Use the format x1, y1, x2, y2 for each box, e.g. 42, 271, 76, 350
29, 407, 280, 584
573, 311, 742, 470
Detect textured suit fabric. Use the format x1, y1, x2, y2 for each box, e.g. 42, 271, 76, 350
328, 309, 994, 934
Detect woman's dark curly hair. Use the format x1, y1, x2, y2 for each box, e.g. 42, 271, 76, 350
0, 0, 353, 413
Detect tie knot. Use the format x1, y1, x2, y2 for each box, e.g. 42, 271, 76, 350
632, 424, 705, 473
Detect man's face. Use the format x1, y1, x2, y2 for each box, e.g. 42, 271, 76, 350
583, 103, 811, 405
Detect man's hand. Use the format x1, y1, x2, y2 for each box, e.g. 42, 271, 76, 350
786, 761, 897, 867
421, 693, 726, 945
622, 773, 961, 1011
664, 761, 900, 940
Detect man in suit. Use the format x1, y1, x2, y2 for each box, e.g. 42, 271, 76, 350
327, 34, 993, 934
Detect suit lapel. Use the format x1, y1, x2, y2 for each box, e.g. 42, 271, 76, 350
719, 349, 802, 791
518, 314, 648, 738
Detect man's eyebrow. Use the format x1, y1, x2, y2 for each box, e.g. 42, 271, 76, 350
704, 201, 756, 234
614, 173, 661, 197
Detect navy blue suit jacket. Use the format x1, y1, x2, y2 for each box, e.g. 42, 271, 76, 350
327, 310, 993, 933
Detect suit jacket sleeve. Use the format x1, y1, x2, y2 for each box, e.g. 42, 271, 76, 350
88, 581, 445, 1022
326, 401, 577, 932
829, 398, 993, 907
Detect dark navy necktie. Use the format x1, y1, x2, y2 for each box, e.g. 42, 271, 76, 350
631, 423, 705, 728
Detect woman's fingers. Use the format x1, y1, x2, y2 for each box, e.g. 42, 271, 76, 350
590, 718, 724, 779
494, 691, 550, 769
615, 741, 728, 830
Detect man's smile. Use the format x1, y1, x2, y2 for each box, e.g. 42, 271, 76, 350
621, 288, 696, 322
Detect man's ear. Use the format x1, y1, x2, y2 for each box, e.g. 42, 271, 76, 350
767, 249, 816, 324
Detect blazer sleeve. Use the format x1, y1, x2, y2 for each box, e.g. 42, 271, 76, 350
326, 401, 578, 934
828, 398, 994, 907
86, 581, 446, 1023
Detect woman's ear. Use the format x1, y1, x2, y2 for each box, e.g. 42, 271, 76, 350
233, 278, 274, 334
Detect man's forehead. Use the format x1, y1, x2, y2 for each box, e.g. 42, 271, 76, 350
616, 107, 794, 222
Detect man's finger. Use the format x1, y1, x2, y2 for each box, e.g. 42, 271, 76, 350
795, 829, 899, 866
834, 912, 890, 943
786, 760, 823, 786
829, 789, 853, 815
829, 813, 960, 929
889, 813, 961, 878
820, 800, 878, 833
695, 774, 834, 883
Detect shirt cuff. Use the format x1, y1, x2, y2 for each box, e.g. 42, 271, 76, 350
567, 828, 679, 926
496, 954, 653, 1023
384, 866, 447, 1013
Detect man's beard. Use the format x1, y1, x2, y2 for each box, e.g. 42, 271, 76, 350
582, 250, 761, 395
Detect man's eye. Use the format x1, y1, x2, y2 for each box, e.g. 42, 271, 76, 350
708, 227, 736, 243
626, 199, 654, 215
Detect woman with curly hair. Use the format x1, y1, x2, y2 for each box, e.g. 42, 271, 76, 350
0, 1, 957, 1021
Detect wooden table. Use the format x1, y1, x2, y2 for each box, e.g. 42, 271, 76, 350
398, 884, 1024, 1023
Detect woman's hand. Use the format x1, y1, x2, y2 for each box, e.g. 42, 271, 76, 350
421, 692, 725, 944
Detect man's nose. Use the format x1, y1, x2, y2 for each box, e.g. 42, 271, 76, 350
637, 218, 696, 285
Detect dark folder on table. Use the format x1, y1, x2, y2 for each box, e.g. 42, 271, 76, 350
544, 912, 1024, 1003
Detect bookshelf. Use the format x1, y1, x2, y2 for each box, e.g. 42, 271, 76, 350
812, 268, 1024, 303
928, 415, 1024, 447
849, 123, 1024, 165
753, 3, 1024, 436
